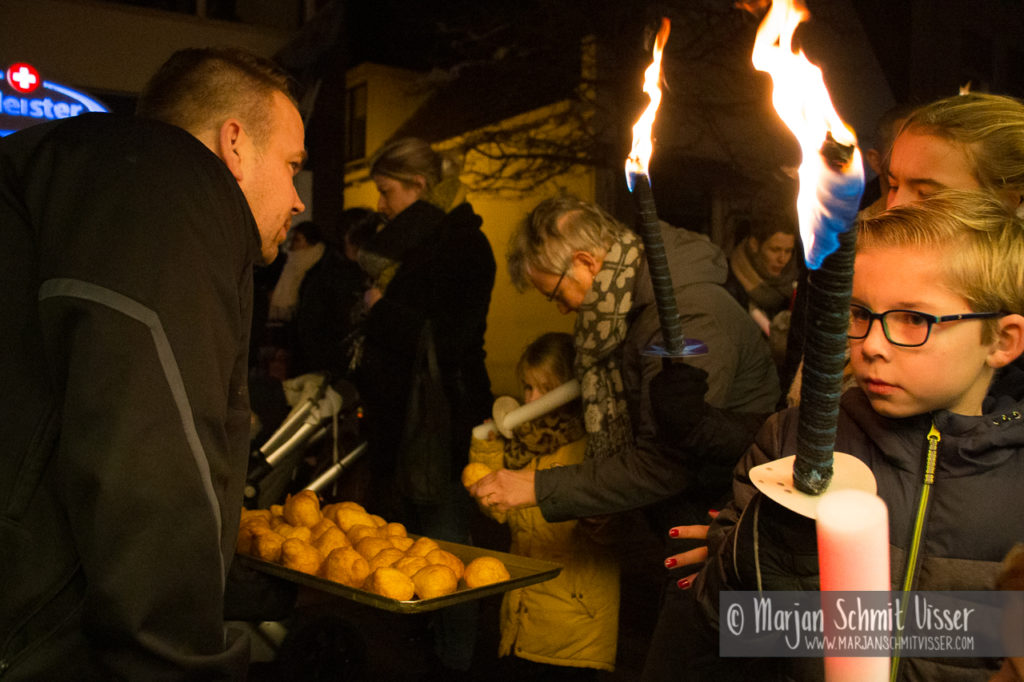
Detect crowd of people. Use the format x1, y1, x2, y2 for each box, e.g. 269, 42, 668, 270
2, 40, 1023, 682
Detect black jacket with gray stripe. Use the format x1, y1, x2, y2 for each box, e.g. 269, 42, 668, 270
0, 113, 259, 680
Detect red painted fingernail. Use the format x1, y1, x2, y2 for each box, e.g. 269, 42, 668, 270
665, 557, 677, 568
707, 508, 719, 517
677, 577, 691, 590
669, 528, 679, 537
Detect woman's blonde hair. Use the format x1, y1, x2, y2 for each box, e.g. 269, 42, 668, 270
858, 189, 1024, 340
369, 137, 464, 211
898, 93, 1024, 199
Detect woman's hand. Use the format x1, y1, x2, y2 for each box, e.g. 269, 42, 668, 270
469, 469, 536, 511
664, 509, 719, 590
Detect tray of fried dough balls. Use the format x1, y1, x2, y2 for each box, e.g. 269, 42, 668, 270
235, 490, 561, 614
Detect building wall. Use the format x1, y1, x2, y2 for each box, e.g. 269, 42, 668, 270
0, 0, 292, 97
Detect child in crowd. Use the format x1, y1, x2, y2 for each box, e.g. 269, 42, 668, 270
784, 92, 1024, 406
469, 332, 619, 680
691, 190, 1024, 681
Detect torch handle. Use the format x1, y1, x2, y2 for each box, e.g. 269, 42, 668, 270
794, 225, 857, 495
628, 172, 687, 356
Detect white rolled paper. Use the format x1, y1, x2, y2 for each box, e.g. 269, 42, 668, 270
493, 379, 581, 438
472, 422, 498, 441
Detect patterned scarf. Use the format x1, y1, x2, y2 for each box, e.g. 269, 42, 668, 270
574, 232, 642, 460
504, 403, 586, 470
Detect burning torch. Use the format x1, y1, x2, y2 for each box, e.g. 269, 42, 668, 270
625, 17, 706, 358
746, 2, 887, 679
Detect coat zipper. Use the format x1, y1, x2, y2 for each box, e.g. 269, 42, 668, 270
889, 422, 940, 682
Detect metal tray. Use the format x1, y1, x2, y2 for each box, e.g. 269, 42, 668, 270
237, 538, 561, 614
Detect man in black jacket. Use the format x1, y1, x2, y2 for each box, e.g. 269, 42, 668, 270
0, 48, 306, 680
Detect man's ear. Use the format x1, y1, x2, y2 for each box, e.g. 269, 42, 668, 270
988, 313, 1024, 368
217, 118, 246, 182
573, 250, 601, 276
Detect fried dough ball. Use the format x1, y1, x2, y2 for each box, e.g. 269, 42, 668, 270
463, 556, 511, 588
425, 549, 465, 581
347, 524, 382, 544
412, 564, 459, 599
283, 490, 322, 528
461, 462, 493, 488
364, 567, 415, 601
280, 538, 323, 575
406, 536, 440, 558
313, 525, 351, 556
369, 514, 388, 528
274, 524, 312, 544
368, 547, 406, 572
309, 517, 339, 542
236, 518, 270, 555
322, 547, 371, 587
320, 502, 342, 521
338, 501, 366, 512
393, 555, 430, 578
240, 508, 273, 526
251, 527, 286, 562
384, 522, 407, 538
333, 507, 377, 533
354, 536, 394, 562
269, 504, 284, 517
390, 536, 415, 553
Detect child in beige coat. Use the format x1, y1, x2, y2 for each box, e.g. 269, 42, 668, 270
469, 332, 620, 678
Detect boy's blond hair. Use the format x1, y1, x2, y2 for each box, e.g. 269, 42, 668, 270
858, 190, 1024, 341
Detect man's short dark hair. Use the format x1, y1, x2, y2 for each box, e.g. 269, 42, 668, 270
136, 47, 298, 148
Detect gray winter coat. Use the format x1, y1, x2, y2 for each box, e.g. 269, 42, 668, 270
535, 223, 780, 522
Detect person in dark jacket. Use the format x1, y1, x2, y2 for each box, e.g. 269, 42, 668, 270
471, 196, 778, 526
693, 191, 1024, 681
288, 219, 369, 379
0, 48, 306, 680
353, 136, 496, 672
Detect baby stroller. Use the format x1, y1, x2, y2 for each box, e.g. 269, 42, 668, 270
244, 372, 365, 510
230, 372, 371, 681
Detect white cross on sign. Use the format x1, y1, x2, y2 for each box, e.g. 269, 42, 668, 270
10, 66, 38, 92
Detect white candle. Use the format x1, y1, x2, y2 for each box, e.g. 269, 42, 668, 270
816, 488, 890, 681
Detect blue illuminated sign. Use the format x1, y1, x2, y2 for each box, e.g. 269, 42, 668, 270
1, 62, 109, 137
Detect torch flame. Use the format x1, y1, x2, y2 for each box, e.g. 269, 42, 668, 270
752, 0, 864, 269
626, 17, 671, 187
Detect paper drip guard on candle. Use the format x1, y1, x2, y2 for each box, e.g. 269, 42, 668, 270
749, 451, 875, 520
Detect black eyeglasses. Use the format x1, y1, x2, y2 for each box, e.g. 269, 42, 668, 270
546, 266, 569, 302
847, 304, 1002, 348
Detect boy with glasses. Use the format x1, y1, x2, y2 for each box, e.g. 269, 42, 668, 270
687, 189, 1024, 680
